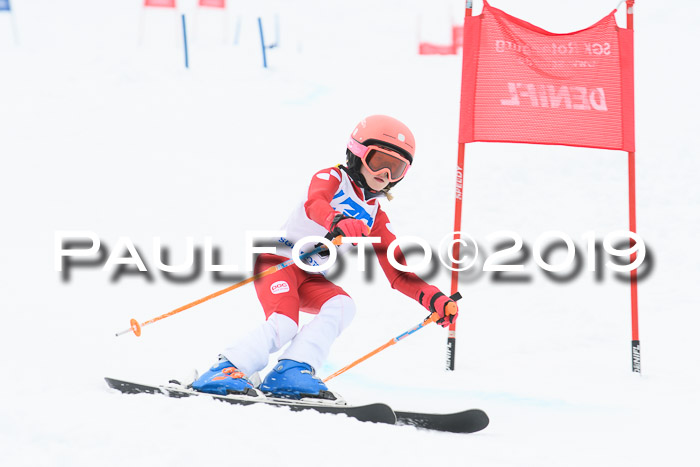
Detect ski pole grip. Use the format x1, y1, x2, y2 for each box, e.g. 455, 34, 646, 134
324, 232, 343, 246
425, 313, 439, 324
425, 292, 462, 324
423, 292, 462, 325
445, 292, 462, 318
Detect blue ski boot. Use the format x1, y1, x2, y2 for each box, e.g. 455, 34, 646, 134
191, 358, 254, 396
260, 359, 332, 399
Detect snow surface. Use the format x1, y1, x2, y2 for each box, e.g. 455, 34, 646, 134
1, 0, 699, 465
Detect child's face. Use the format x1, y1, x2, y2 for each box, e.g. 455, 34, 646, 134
360, 164, 392, 191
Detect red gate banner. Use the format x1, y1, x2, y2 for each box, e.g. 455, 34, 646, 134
144, 0, 176, 8
199, 0, 226, 8
459, 1, 634, 152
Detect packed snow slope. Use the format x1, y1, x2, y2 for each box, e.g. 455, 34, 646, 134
1, 0, 699, 466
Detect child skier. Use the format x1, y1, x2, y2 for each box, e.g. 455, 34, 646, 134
192, 115, 458, 399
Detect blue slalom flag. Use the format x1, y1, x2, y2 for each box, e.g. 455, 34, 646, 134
0, 0, 11, 12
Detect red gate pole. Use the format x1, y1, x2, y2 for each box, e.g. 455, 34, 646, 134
448, 143, 466, 371
446, 1, 473, 371
626, 0, 641, 374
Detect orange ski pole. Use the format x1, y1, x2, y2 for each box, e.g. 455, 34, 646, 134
323, 292, 461, 383
115, 236, 342, 337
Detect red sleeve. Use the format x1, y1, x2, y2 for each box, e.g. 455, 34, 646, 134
371, 206, 429, 303
304, 167, 343, 230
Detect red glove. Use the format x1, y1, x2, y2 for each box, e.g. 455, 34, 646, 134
419, 285, 458, 328
328, 214, 370, 238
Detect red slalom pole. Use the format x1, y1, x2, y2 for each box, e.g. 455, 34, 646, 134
626, 0, 641, 374
446, 0, 473, 372
447, 142, 466, 371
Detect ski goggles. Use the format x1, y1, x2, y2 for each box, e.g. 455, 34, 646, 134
347, 139, 411, 183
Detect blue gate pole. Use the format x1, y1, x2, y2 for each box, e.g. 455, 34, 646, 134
258, 17, 267, 68
182, 14, 189, 69
233, 15, 242, 46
